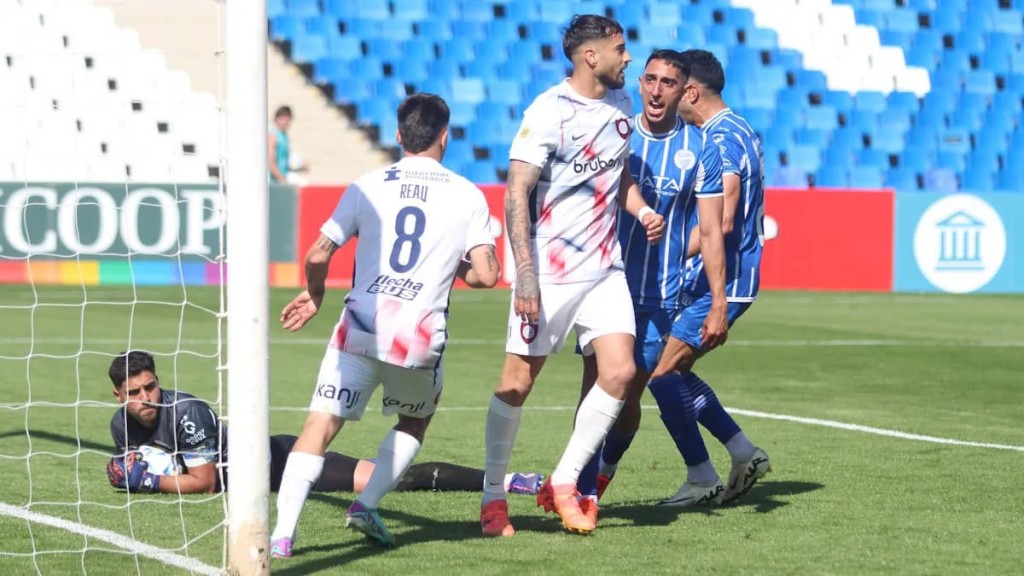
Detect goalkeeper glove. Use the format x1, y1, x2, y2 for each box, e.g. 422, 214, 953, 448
107, 452, 161, 493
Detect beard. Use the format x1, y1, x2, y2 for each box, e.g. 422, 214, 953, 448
599, 68, 626, 90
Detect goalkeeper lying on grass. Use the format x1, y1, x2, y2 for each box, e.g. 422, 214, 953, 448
106, 350, 541, 496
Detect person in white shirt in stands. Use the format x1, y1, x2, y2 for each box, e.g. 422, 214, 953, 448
269, 93, 500, 556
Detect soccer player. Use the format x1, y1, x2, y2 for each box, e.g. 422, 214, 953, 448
646, 48, 772, 504
106, 350, 542, 496
268, 93, 500, 554
574, 49, 730, 512
479, 14, 665, 537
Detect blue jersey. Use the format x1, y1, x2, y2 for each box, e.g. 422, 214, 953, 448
620, 114, 723, 310
686, 108, 765, 302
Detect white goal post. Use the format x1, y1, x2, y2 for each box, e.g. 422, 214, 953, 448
225, 0, 271, 574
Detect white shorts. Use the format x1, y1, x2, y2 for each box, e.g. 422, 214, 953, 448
308, 347, 443, 420
505, 270, 635, 357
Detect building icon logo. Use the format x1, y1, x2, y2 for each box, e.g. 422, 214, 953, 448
913, 194, 1005, 293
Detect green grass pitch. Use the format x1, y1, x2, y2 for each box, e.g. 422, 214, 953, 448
0, 285, 1021, 575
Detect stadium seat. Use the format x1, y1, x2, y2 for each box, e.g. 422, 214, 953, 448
815, 166, 848, 187
849, 166, 885, 188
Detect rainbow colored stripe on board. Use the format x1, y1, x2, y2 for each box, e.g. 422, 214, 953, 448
0, 261, 299, 287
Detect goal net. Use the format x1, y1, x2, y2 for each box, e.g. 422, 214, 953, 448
0, 1, 268, 573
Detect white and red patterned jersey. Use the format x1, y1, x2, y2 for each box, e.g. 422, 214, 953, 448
320, 156, 494, 369
509, 79, 633, 284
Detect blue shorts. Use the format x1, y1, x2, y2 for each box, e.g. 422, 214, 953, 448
670, 292, 751, 351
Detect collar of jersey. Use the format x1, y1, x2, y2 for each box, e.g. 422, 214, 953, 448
633, 113, 683, 140
702, 107, 734, 132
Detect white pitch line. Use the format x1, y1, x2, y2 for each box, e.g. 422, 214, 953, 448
0, 337, 1022, 348
267, 404, 1024, 453
0, 502, 220, 575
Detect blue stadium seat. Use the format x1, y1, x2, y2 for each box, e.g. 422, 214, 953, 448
788, 144, 822, 174
268, 0, 287, 19
374, 78, 408, 100
291, 34, 328, 64
378, 117, 399, 147
796, 128, 831, 149
744, 28, 778, 50
415, 20, 452, 42
306, 15, 340, 37
426, 59, 459, 81
394, 60, 429, 83
356, 98, 393, 126
881, 30, 915, 50
350, 56, 385, 81
822, 91, 854, 114
446, 102, 477, 127
805, 106, 840, 131
366, 38, 404, 61
333, 80, 372, 104
459, 0, 493, 22
313, 57, 350, 86
427, 0, 460, 19
444, 140, 476, 166
650, 2, 683, 27
356, 0, 389, 20
901, 143, 933, 170
487, 19, 521, 44
998, 166, 1024, 190
964, 70, 997, 96
452, 21, 488, 42
489, 143, 512, 164
886, 167, 920, 190
858, 148, 890, 170
270, 15, 303, 42
287, 0, 321, 19
538, 0, 572, 24
415, 78, 453, 101
451, 78, 486, 105
323, 0, 357, 19
393, 0, 428, 21
870, 127, 905, 154
677, 22, 707, 47
464, 60, 500, 82
922, 167, 959, 192
497, 59, 533, 84
854, 91, 888, 113
887, 91, 920, 113
440, 38, 475, 62
613, 3, 646, 28
741, 108, 774, 134
463, 160, 500, 183
885, 10, 919, 32
846, 109, 879, 135
849, 166, 885, 188
877, 109, 912, 134
487, 79, 523, 106
815, 166, 848, 188
962, 167, 995, 192
936, 150, 967, 173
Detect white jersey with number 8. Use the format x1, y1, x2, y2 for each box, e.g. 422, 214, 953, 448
320, 156, 494, 369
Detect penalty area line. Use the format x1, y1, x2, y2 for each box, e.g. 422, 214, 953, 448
268, 404, 1024, 453
0, 502, 220, 576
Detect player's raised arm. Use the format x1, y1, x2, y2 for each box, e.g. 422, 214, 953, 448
618, 167, 664, 243
505, 159, 542, 323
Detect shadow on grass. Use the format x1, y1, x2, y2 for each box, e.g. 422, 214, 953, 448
598, 480, 825, 526
0, 429, 111, 453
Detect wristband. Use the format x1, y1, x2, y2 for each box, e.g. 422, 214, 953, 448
638, 206, 655, 221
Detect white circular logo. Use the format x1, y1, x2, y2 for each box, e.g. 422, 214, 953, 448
674, 149, 696, 171
913, 194, 1005, 293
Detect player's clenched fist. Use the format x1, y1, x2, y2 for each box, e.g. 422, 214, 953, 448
107, 452, 161, 493
641, 211, 665, 244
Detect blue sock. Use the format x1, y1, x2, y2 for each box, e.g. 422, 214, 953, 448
647, 372, 710, 466
601, 428, 636, 467
685, 372, 741, 445
576, 452, 600, 497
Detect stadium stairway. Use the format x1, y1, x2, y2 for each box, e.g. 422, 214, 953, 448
98, 0, 391, 183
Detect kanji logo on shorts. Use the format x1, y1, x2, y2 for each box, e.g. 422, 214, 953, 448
520, 321, 538, 344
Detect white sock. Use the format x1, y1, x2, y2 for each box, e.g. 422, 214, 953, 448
271, 452, 324, 541
725, 432, 757, 463
598, 455, 619, 479
686, 460, 719, 485
357, 429, 422, 510
550, 384, 623, 485
482, 395, 522, 504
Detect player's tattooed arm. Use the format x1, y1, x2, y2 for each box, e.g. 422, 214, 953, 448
459, 244, 500, 288
305, 234, 339, 300
505, 160, 542, 322
281, 233, 338, 332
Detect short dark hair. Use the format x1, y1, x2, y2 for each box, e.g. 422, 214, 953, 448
645, 49, 687, 76
109, 350, 157, 388
274, 106, 292, 119
397, 93, 450, 154
562, 14, 624, 61
679, 49, 725, 94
